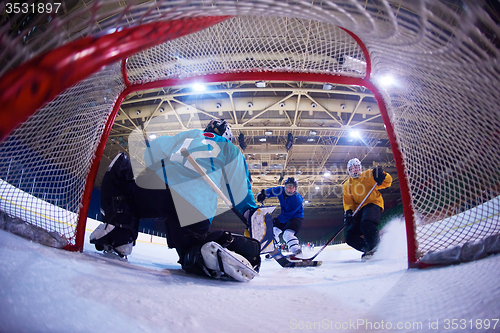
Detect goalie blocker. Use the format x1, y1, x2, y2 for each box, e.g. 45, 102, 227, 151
90, 153, 261, 281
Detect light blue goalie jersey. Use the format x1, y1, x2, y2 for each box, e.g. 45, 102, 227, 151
142, 129, 256, 226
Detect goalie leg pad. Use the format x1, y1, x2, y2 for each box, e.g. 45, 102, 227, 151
248, 206, 276, 253
100, 153, 139, 231
180, 231, 260, 281
226, 234, 261, 272
201, 241, 258, 282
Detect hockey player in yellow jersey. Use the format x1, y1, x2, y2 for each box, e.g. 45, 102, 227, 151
343, 158, 392, 260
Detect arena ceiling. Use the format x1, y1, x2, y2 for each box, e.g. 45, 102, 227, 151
99, 79, 402, 211
0, 0, 406, 212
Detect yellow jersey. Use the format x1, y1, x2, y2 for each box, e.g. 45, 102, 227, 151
343, 168, 393, 212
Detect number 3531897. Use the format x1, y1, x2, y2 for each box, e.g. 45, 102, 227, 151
5, 3, 62, 14
444, 319, 498, 330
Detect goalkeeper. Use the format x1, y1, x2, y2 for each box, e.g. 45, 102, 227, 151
90, 119, 260, 282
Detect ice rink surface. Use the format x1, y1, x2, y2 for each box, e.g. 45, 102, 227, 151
1, 217, 499, 333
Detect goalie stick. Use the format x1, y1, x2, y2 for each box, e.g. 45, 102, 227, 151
289, 183, 378, 262
180, 148, 320, 268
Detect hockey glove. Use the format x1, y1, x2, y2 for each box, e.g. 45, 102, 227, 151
344, 209, 355, 226
372, 166, 386, 185
256, 189, 266, 203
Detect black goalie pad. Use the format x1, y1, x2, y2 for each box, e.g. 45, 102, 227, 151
226, 234, 261, 272
181, 230, 261, 277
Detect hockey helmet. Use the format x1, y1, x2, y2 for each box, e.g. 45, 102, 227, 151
347, 158, 362, 178
204, 118, 234, 142
284, 177, 298, 188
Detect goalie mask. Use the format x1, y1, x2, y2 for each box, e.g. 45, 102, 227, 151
347, 158, 362, 178
204, 118, 234, 142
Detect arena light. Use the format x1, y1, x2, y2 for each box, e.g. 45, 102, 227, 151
192, 83, 206, 91
377, 74, 396, 87
349, 129, 361, 139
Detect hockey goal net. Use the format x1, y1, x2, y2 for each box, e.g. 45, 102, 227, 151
0, 1, 499, 267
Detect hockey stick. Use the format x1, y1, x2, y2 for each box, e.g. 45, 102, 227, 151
180, 148, 249, 228
294, 183, 378, 261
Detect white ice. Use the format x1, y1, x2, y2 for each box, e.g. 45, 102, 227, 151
1, 217, 499, 333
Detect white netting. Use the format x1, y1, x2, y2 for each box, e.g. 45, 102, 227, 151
0, 64, 124, 243
126, 16, 366, 83
0, 0, 499, 262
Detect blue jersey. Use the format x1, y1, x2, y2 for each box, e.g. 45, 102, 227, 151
265, 186, 304, 223
142, 129, 256, 225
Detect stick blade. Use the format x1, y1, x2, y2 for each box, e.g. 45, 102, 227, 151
289, 259, 322, 267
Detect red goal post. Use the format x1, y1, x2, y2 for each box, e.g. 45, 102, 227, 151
0, 1, 499, 268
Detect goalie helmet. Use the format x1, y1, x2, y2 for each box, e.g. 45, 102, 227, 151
204, 118, 234, 142
347, 158, 362, 178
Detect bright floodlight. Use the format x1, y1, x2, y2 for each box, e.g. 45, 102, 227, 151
350, 129, 361, 139
192, 83, 206, 91
378, 74, 396, 87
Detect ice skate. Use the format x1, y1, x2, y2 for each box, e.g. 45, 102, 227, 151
361, 247, 377, 261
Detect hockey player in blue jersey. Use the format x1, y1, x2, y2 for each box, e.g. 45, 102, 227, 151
90, 119, 261, 282
256, 177, 304, 255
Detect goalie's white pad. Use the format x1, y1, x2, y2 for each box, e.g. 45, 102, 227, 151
90, 223, 114, 242
89, 223, 133, 257
249, 206, 276, 253
113, 243, 133, 257
201, 241, 259, 282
